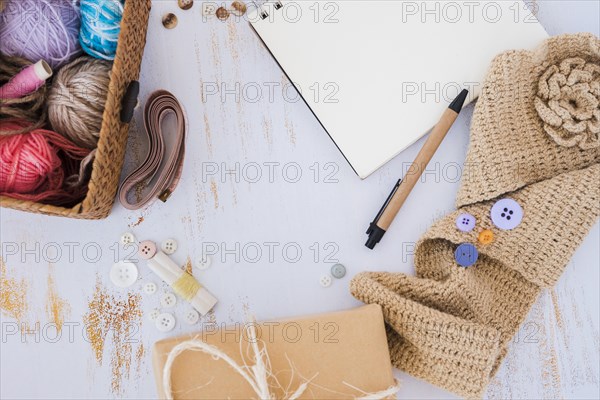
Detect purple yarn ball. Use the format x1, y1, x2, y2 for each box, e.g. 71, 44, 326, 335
0, 0, 82, 69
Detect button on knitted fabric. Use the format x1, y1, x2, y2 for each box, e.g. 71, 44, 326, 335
350, 33, 600, 399
455, 213, 476, 232
490, 198, 523, 230
351, 164, 599, 398
478, 229, 494, 245
454, 243, 478, 267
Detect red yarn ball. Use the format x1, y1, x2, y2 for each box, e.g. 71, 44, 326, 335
0, 130, 63, 194
0, 120, 91, 204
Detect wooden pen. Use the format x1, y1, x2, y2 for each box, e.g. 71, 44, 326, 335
366, 89, 469, 249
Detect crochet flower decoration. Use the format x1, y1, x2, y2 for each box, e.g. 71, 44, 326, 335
534, 57, 600, 149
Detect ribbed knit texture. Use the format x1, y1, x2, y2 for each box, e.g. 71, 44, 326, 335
351, 33, 600, 399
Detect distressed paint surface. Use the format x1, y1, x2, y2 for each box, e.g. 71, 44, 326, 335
83, 278, 144, 395
0, 1, 598, 399
0, 257, 28, 325
45, 264, 71, 334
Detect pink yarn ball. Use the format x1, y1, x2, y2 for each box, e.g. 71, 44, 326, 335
0, 130, 62, 194
0, 120, 91, 204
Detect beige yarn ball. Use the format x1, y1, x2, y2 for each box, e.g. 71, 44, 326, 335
47, 56, 112, 149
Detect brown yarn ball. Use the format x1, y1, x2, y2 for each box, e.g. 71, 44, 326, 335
0, 54, 48, 135
47, 56, 112, 149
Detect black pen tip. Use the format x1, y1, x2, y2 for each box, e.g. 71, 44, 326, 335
365, 224, 386, 250
448, 89, 469, 113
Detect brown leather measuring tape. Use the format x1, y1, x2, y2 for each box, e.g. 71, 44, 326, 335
118, 90, 186, 210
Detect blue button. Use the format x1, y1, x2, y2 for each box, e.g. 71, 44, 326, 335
455, 213, 476, 232
490, 198, 523, 230
455, 243, 478, 267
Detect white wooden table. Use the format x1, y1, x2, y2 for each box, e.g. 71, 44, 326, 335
1, 1, 599, 398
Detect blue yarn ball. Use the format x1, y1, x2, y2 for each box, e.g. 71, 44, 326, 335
79, 0, 124, 60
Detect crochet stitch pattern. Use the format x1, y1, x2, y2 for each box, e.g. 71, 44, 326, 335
534, 57, 600, 149
456, 33, 600, 208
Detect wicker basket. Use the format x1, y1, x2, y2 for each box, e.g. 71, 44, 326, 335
0, 0, 152, 219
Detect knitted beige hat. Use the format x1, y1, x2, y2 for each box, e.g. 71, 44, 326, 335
351, 33, 600, 399
458, 33, 600, 207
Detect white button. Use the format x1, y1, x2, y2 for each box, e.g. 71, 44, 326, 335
143, 282, 157, 295
455, 213, 476, 232
161, 239, 178, 255
197, 255, 212, 270
320, 275, 332, 287
184, 309, 200, 325
110, 261, 138, 288
161, 292, 177, 308
148, 308, 160, 321
120, 232, 136, 246
490, 198, 523, 230
155, 313, 176, 332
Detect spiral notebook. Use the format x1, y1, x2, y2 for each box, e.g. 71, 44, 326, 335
249, 1, 548, 178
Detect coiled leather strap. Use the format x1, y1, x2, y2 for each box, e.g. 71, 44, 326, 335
118, 90, 186, 210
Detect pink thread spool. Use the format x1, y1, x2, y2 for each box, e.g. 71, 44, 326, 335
0, 60, 53, 99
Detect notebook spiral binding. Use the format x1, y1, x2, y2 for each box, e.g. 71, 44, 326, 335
253, 0, 283, 20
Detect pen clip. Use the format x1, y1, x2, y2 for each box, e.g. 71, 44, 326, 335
366, 178, 402, 233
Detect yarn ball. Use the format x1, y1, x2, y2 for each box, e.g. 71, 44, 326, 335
0, 129, 62, 194
47, 56, 112, 149
79, 0, 124, 60
0, 0, 82, 69
0, 120, 91, 204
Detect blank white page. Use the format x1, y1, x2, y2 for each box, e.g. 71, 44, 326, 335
250, 1, 548, 178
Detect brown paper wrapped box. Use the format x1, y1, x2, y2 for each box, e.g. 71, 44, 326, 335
152, 305, 396, 399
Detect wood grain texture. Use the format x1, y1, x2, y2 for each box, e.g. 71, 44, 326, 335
0, 1, 598, 399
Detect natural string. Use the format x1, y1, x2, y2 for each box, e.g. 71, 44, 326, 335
47, 56, 112, 149
162, 321, 401, 400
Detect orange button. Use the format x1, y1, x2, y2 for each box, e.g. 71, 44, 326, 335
478, 229, 494, 245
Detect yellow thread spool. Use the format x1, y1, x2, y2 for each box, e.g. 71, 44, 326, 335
172, 273, 201, 301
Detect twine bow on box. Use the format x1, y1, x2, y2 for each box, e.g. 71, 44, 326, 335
162, 322, 401, 400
